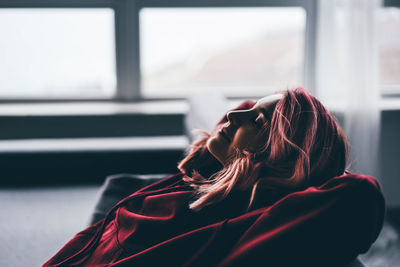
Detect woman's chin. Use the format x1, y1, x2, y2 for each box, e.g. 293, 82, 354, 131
206, 136, 226, 165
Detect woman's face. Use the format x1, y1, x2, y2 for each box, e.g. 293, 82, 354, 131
207, 94, 283, 165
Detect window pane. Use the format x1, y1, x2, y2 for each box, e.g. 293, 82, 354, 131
380, 7, 400, 86
140, 8, 306, 97
0, 8, 116, 98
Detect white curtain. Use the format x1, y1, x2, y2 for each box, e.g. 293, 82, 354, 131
185, 89, 228, 142
316, 0, 382, 177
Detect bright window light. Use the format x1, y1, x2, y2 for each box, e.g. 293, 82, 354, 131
140, 7, 306, 97
380, 7, 400, 87
0, 8, 116, 98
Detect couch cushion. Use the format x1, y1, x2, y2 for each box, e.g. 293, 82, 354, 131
89, 173, 168, 225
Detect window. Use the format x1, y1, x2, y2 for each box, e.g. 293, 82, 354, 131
380, 5, 400, 95
140, 7, 306, 98
0, 0, 315, 101
0, 8, 116, 99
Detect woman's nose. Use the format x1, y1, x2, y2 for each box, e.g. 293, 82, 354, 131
227, 110, 248, 125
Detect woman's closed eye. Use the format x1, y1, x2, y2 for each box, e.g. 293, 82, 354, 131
252, 117, 263, 129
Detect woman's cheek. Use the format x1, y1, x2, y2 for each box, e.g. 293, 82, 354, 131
231, 129, 254, 150
249, 133, 268, 152
232, 130, 265, 153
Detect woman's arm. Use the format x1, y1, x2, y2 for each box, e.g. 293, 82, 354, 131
217, 175, 385, 267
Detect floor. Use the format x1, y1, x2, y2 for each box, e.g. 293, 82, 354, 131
360, 220, 400, 267
0, 185, 100, 267
0, 186, 399, 267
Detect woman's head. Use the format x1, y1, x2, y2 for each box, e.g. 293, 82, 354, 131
207, 93, 283, 165
259, 87, 348, 188
179, 87, 348, 210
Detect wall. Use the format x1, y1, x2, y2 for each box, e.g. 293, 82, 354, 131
380, 110, 400, 207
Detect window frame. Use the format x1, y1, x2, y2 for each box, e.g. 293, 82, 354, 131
382, 0, 400, 97
0, 0, 317, 102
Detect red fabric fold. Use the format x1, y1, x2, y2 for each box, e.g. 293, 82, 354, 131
44, 173, 385, 267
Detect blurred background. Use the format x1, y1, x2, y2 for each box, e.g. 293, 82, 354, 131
0, 0, 399, 266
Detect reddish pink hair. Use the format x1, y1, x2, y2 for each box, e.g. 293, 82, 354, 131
179, 88, 348, 211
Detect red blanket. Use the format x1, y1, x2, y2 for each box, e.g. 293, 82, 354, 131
44, 172, 384, 267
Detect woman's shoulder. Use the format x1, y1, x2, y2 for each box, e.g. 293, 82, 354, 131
319, 173, 383, 196
252, 172, 385, 219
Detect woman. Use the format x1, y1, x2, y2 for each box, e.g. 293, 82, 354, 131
44, 88, 384, 267
180, 89, 348, 211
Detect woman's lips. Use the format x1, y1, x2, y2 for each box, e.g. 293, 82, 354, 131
218, 128, 230, 142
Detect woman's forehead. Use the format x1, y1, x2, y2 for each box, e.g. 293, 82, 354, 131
256, 94, 283, 109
